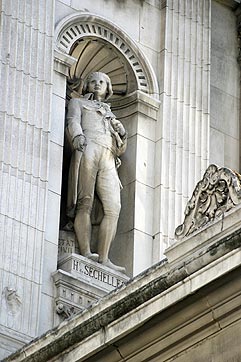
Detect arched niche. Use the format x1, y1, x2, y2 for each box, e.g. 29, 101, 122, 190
55, 13, 159, 98
54, 13, 160, 276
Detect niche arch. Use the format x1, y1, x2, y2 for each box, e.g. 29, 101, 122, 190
55, 12, 159, 98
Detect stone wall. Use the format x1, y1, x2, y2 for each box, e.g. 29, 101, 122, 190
210, 0, 240, 170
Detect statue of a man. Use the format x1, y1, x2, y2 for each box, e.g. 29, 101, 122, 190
66, 72, 127, 273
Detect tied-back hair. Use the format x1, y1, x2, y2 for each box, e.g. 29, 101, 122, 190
82, 72, 113, 101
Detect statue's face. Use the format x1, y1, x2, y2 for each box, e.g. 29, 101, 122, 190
87, 73, 108, 100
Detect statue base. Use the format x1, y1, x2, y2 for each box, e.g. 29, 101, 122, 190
53, 238, 129, 320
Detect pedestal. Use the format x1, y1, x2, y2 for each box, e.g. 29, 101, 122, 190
53, 233, 129, 321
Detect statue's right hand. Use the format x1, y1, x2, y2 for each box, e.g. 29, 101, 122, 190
72, 135, 87, 151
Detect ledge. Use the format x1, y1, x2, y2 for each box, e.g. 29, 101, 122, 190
5, 214, 241, 362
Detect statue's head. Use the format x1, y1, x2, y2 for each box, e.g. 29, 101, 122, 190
82, 72, 113, 101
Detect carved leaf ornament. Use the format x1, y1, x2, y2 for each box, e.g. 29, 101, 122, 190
175, 164, 241, 239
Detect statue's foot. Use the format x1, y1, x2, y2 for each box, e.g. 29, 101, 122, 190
100, 259, 126, 274
84, 253, 99, 262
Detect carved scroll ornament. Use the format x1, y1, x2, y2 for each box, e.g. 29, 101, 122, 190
175, 164, 241, 240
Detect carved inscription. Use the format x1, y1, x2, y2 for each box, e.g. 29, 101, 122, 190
72, 259, 124, 288
58, 230, 79, 257
59, 238, 75, 254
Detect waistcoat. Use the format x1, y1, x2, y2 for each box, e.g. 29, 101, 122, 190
81, 101, 115, 151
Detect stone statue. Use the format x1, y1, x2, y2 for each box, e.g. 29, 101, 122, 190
66, 72, 127, 273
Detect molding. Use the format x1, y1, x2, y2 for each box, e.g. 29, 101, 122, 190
54, 49, 77, 76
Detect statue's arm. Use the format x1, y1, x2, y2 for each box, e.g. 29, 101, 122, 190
66, 98, 86, 151
116, 131, 127, 156
110, 118, 127, 156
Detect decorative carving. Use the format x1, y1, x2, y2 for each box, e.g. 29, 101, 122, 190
175, 164, 241, 239
2, 287, 22, 316
56, 302, 81, 319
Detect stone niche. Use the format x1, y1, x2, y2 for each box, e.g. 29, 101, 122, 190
55, 13, 159, 271
53, 13, 159, 318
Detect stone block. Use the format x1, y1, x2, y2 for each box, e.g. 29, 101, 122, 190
138, 44, 159, 79
211, 1, 238, 58
209, 127, 224, 166
51, 94, 66, 146
118, 181, 135, 233
135, 182, 154, 236
140, 3, 161, 51
55, 1, 73, 26
45, 190, 61, 245
38, 293, 55, 335
70, 0, 140, 41
133, 229, 153, 275
136, 135, 155, 188
53, 71, 67, 99
41, 240, 58, 297
48, 141, 63, 195
210, 86, 239, 139
224, 134, 239, 171
211, 53, 240, 99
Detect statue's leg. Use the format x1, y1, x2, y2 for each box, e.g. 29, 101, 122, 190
74, 147, 99, 262
96, 151, 125, 273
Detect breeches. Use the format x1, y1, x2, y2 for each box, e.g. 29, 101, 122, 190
76, 142, 121, 217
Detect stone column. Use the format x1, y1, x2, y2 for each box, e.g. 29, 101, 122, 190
0, 0, 54, 357
153, 0, 211, 259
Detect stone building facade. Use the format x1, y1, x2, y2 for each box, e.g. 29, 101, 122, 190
0, 0, 241, 360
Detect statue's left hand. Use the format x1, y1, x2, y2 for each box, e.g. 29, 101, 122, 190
111, 119, 126, 137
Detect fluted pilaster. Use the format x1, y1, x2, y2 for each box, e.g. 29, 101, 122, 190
0, 0, 54, 346
154, 0, 211, 257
